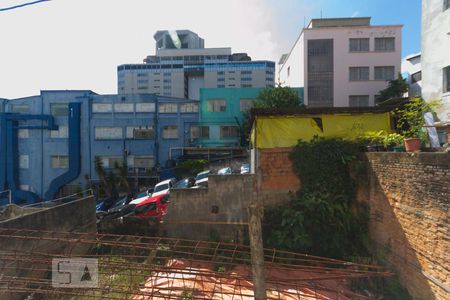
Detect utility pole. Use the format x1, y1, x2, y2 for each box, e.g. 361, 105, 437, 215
248, 203, 266, 300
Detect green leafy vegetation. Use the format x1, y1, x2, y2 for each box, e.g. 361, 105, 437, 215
253, 85, 301, 109
263, 137, 370, 259
394, 97, 436, 139
376, 73, 408, 104
175, 159, 208, 178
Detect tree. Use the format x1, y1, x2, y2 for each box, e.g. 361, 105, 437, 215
253, 85, 300, 108
376, 73, 408, 104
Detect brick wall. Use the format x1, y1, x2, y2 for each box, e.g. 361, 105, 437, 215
361, 153, 449, 300
257, 147, 300, 206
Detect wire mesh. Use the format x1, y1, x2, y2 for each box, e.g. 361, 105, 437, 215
0, 228, 392, 299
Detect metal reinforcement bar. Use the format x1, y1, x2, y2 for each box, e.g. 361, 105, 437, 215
0, 228, 393, 299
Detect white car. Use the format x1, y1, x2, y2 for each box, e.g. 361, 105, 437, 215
152, 178, 176, 197
217, 167, 232, 175
194, 170, 210, 187
129, 190, 151, 205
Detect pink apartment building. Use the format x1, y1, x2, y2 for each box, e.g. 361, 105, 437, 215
278, 17, 402, 107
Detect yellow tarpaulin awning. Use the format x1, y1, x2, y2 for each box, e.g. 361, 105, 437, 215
254, 113, 392, 149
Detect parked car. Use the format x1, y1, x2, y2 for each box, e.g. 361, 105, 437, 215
217, 167, 232, 175
173, 177, 195, 189
129, 189, 153, 205
101, 195, 136, 220
240, 163, 250, 174
96, 196, 117, 213
194, 170, 210, 187
152, 178, 176, 197
133, 193, 170, 220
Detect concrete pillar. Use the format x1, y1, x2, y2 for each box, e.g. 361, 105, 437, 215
248, 203, 267, 300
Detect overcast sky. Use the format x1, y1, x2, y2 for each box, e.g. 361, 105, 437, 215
0, 0, 421, 99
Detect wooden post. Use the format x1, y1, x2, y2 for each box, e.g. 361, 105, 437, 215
248, 203, 266, 300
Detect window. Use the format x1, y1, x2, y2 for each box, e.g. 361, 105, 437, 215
50, 126, 68, 138
445, 66, 450, 92
217, 78, 225, 82
349, 38, 369, 52
159, 103, 178, 113
266, 70, 274, 75
163, 73, 171, 77
411, 71, 422, 84
114, 103, 134, 113
349, 67, 369, 81
95, 127, 123, 139
51, 155, 69, 169
240, 99, 254, 111
241, 70, 252, 75
50, 103, 69, 116
18, 129, 29, 139
138, 86, 148, 90
162, 126, 178, 139
218, 84, 225, 88
266, 77, 274, 82
138, 79, 148, 84
287, 66, 290, 77
126, 126, 154, 139
241, 77, 252, 81
180, 103, 198, 113
220, 126, 239, 138
190, 126, 209, 139
207, 99, 226, 112
97, 156, 122, 168
349, 95, 370, 107
242, 84, 253, 88
128, 156, 154, 169
19, 155, 29, 169
375, 37, 395, 52
11, 104, 30, 113
374, 66, 395, 81
445, 0, 450, 10
136, 103, 155, 112
137, 73, 148, 77
92, 103, 113, 113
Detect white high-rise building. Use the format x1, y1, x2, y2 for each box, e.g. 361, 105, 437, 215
421, 0, 450, 124
278, 17, 402, 107
118, 30, 275, 100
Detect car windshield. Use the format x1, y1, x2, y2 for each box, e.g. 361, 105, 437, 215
196, 172, 209, 180
154, 183, 169, 193
174, 179, 188, 188
135, 191, 147, 198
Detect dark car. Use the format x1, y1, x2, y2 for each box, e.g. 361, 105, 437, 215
98, 195, 135, 221
173, 177, 195, 189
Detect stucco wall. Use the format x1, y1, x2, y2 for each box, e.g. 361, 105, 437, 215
161, 174, 254, 241
421, 0, 450, 123
279, 25, 402, 107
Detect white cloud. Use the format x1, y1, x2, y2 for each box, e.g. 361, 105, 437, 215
0, 0, 283, 98
351, 10, 359, 17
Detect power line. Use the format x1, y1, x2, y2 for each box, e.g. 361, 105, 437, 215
0, 0, 51, 12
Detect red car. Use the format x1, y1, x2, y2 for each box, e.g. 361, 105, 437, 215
133, 193, 170, 220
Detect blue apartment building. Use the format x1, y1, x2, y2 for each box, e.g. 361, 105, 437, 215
0, 91, 199, 205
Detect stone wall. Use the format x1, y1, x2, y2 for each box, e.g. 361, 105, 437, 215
361, 153, 449, 300
161, 174, 254, 242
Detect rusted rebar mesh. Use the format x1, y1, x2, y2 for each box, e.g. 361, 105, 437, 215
0, 228, 391, 299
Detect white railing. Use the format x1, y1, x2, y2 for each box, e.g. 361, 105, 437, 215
23, 189, 94, 208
